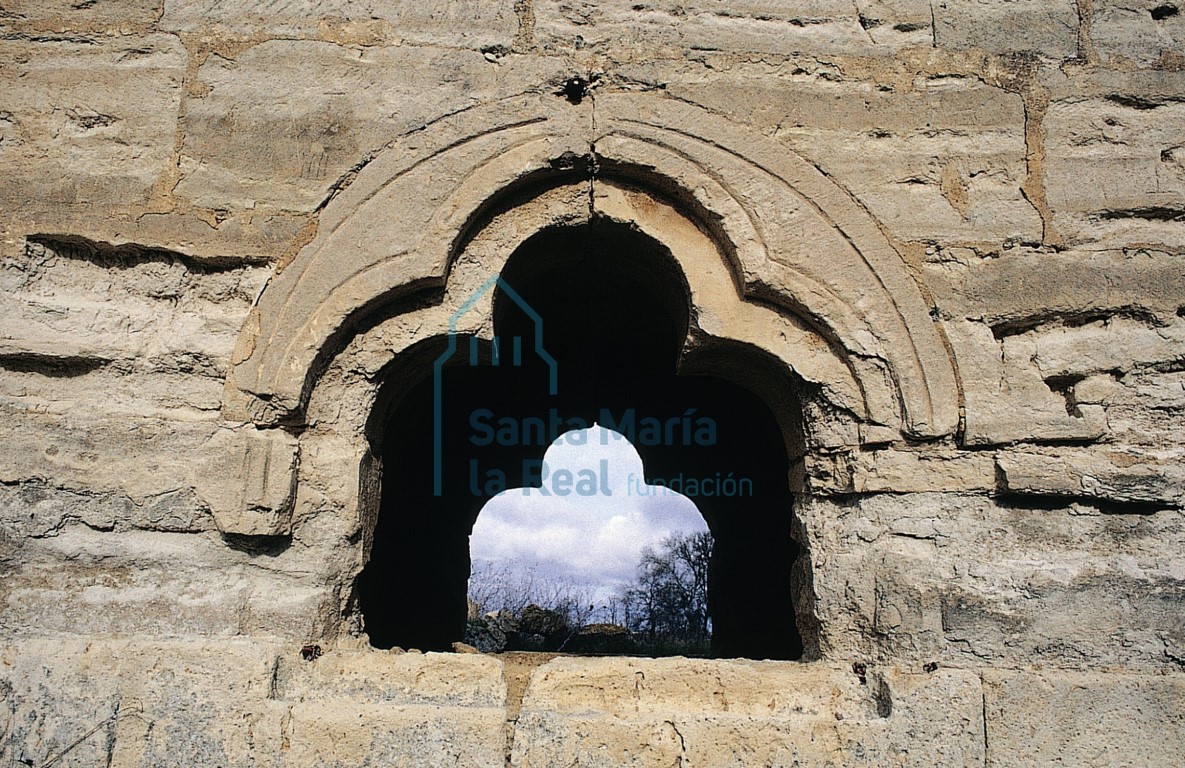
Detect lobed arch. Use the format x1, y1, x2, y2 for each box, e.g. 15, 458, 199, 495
223, 91, 960, 442
209, 93, 965, 653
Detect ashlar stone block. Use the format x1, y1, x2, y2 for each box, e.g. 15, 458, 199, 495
161, 0, 518, 49
984, 670, 1185, 768
933, 0, 1079, 57
195, 426, 300, 537
0, 36, 185, 215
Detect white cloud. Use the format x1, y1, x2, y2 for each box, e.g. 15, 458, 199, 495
470, 426, 707, 601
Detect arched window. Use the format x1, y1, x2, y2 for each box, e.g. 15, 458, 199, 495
356, 222, 808, 659
468, 426, 710, 655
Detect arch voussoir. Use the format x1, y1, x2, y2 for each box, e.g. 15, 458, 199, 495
225, 91, 958, 442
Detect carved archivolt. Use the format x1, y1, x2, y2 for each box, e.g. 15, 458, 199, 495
224, 92, 959, 441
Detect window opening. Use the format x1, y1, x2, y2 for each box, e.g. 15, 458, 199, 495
467, 425, 711, 656
356, 222, 806, 659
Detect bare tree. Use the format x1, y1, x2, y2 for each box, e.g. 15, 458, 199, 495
468, 532, 713, 656
468, 560, 594, 627
622, 531, 713, 656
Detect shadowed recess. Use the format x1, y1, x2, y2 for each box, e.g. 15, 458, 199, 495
356, 221, 810, 659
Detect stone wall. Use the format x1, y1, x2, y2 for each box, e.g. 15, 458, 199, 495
2, 1, 1184, 766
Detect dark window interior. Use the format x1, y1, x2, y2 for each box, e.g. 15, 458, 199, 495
356, 222, 807, 659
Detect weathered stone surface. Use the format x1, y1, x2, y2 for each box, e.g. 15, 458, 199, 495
1045, 79, 1185, 248
0, 366, 226, 421
0, 409, 221, 504
925, 245, 1185, 447
273, 654, 507, 767
535, 0, 934, 56
1022, 314, 1185, 379
195, 426, 300, 537
0, 36, 185, 213
650, 68, 1040, 243
0, 528, 328, 639
6, 641, 1181, 768
161, 0, 518, 48
2, 209, 315, 267
0, 237, 266, 376
1102, 369, 1185, 446
925, 246, 1185, 329
932, 0, 1080, 57
943, 319, 1109, 446
984, 670, 1185, 768
176, 42, 567, 211
0, 0, 162, 33
806, 446, 997, 494
564, 623, 635, 654
273, 650, 505, 706
283, 701, 506, 768
856, 0, 935, 46
998, 445, 1185, 507
798, 493, 1185, 668
512, 657, 985, 767
0, 477, 213, 538
0, 642, 507, 768
1, 639, 283, 768
0, 640, 124, 767
927, 310, 1184, 449
1092, 0, 1185, 67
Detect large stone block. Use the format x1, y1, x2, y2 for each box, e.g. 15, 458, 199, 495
4, 209, 314, 266
106, 642, 284, 768
0, 409, 222, 504
651, 69, 1040, 243
0, 478, 213, 539
984, 670, 1185, 767
0, 36, 184, 215
511, 658, 985, 767
274, 650, 505, 707
798, 493, 1185, 668
284, 701, 506, 768
275, 651, 508, 767
161, 0, 518, 49
932, 0, 1080, 57
1103, 369, 1185, 446
997, 446, 1185, 507
943, 319, 1108, 446
1045, 79, 1185, 248
0, 639, 283, 768
806, 447, 997, 494
175, 41, 567, 211
1092, 0, 1185, 67
0, 366, 226, 423
0, 528, 328, 639
924, 246, 1185, 329
535, 0, 933, 56
0, 237, 267, 382
195, 426, 300, 537
0, 0, 161, 33
0, 640, 123, 767
1021, 314, 1185, 380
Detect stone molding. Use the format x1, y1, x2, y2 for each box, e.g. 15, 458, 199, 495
224, 91, 959, 441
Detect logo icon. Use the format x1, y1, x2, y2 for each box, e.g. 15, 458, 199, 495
432, 275, 557, 495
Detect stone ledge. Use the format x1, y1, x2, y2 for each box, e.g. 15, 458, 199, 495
4, 641, 1183, 767
997, 445, 1185, 507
